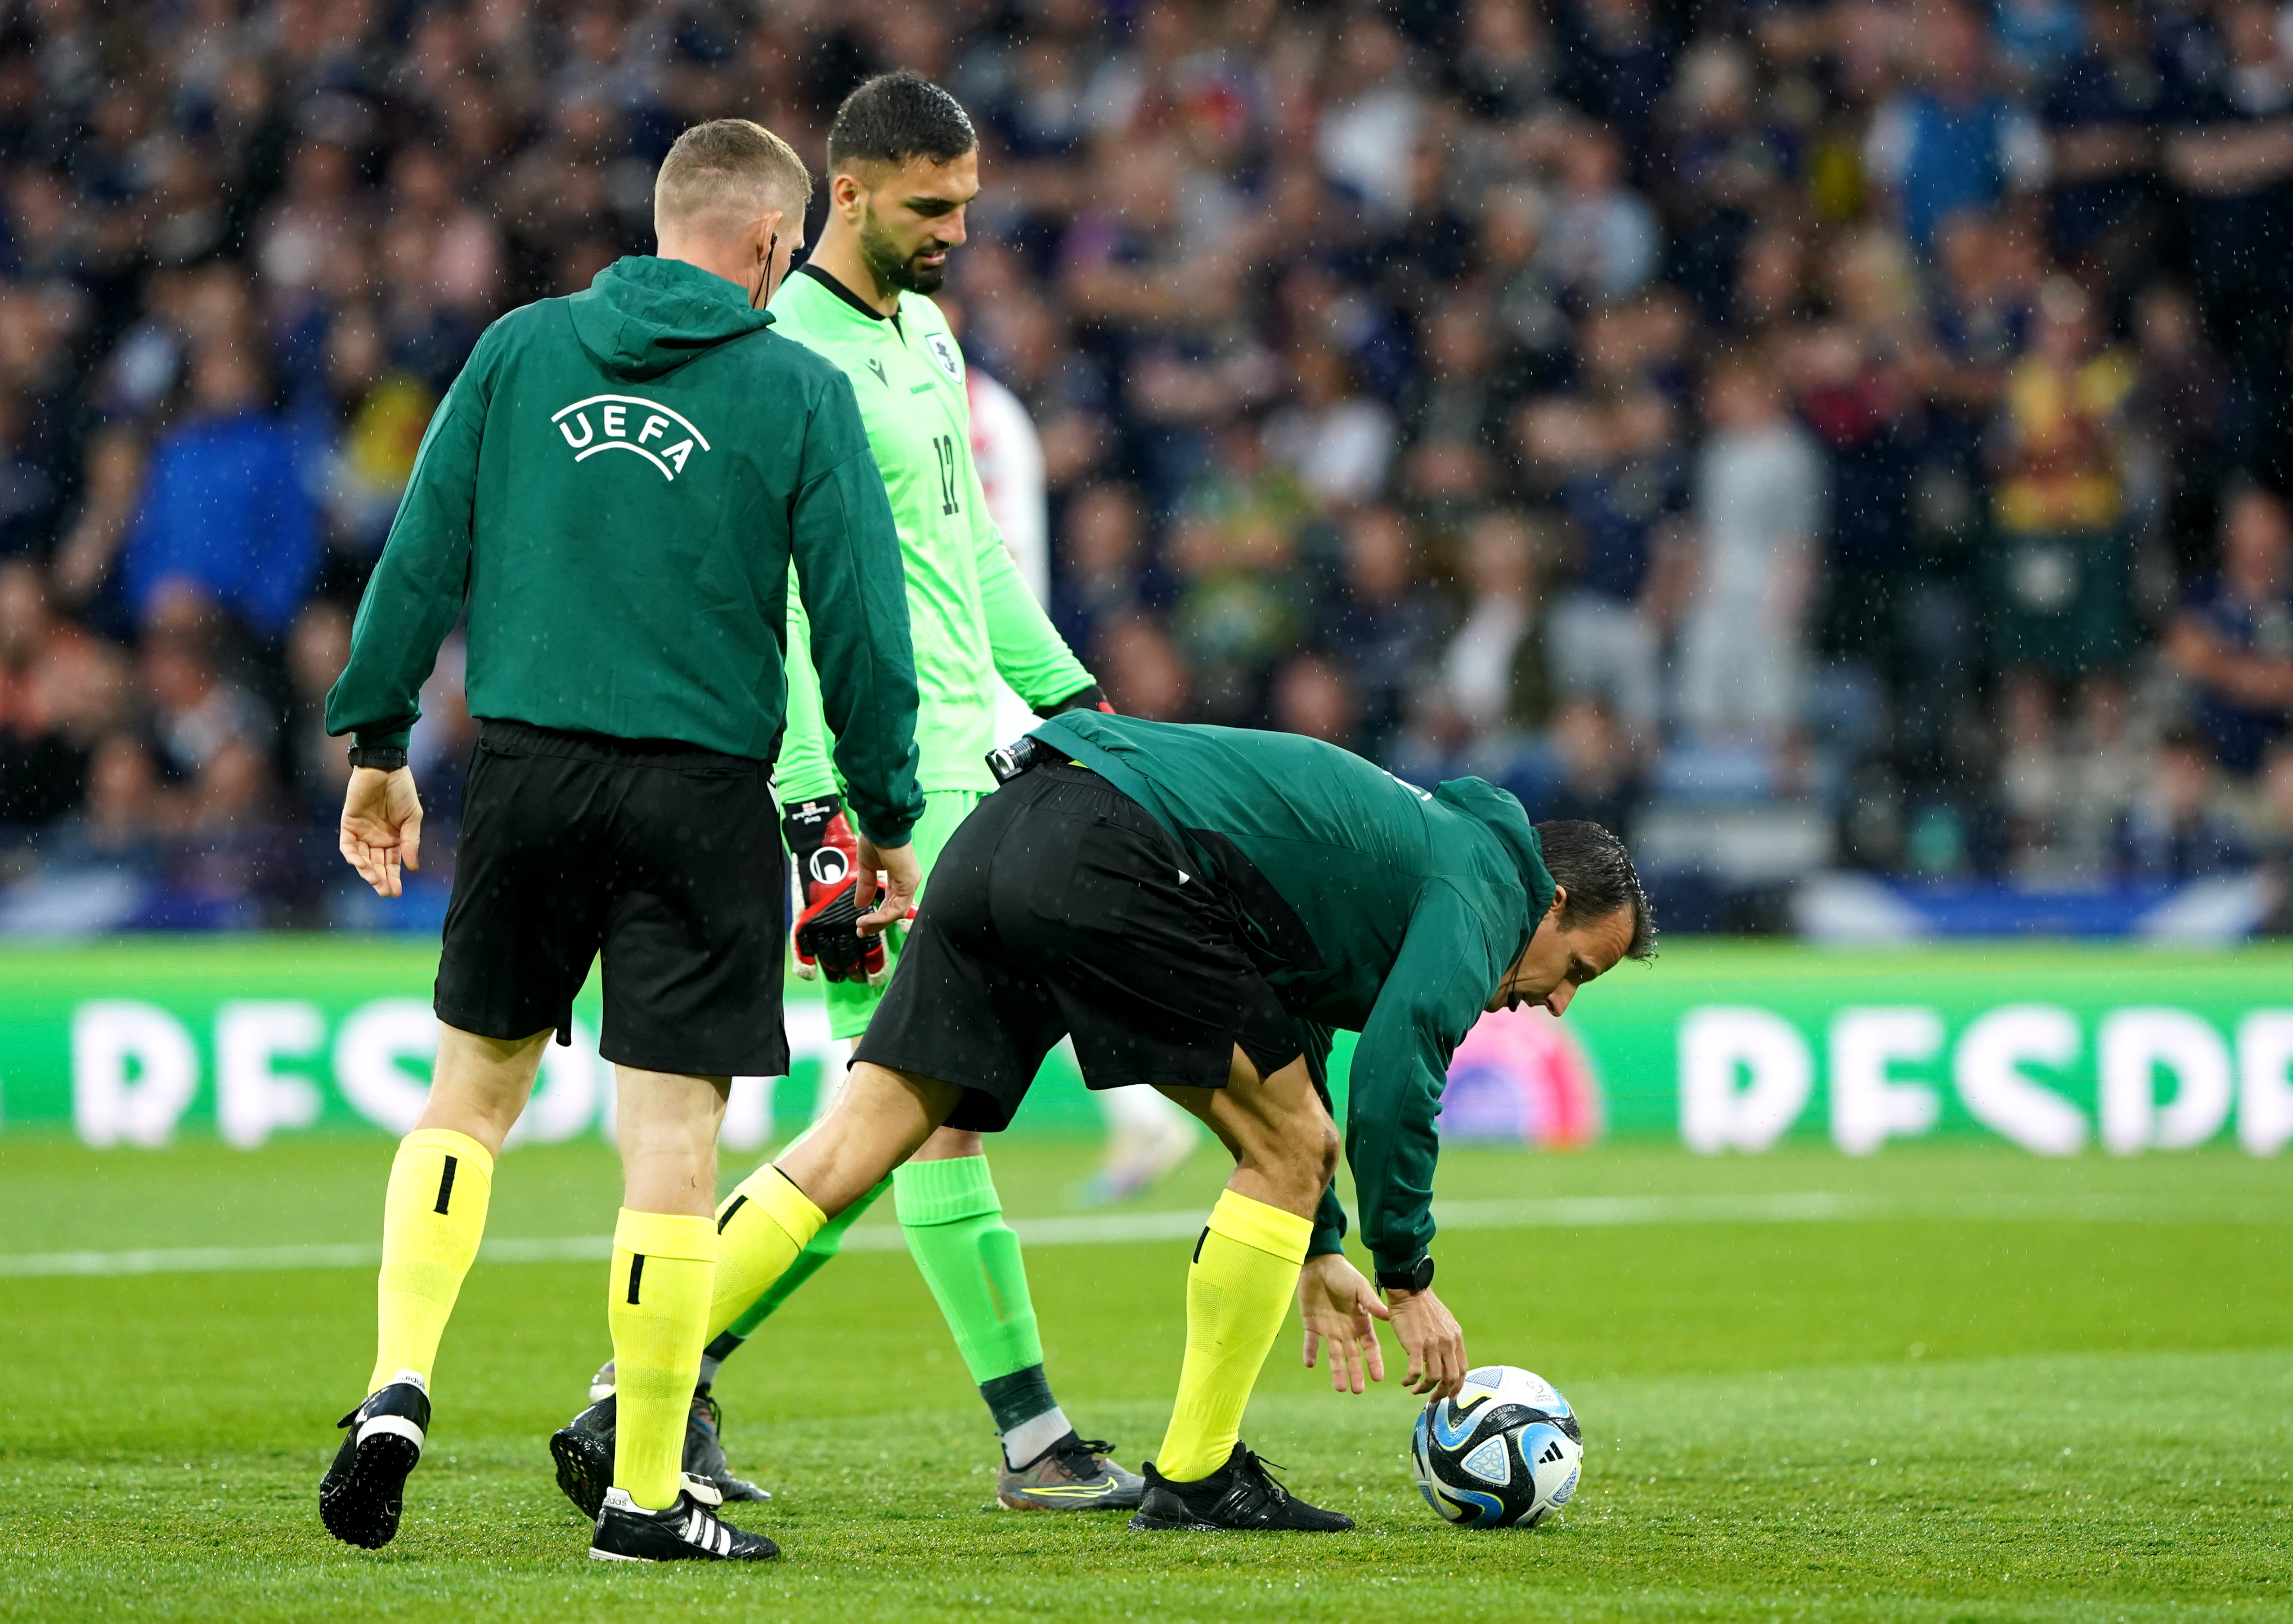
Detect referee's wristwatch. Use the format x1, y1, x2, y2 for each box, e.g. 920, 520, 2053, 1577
1376, 1256, 1435, 1294
346, 745, 408, 772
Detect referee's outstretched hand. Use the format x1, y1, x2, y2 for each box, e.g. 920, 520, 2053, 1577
339, 765, 423, 899
1297, 1252, 1391, 1396
853, 836, 921, 935
1387, 1284, 1469, 1401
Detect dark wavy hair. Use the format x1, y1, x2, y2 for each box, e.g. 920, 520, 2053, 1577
826, 71, 977, 172
1535, 819, 1656, 961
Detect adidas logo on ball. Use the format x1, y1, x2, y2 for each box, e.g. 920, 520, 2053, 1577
1411, 1365, 1584, 1530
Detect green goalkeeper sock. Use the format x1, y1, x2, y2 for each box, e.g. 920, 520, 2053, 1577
710, 1176, 890, 1354
895, 1155, 1071, 1467
894, 1156, 1043, 1380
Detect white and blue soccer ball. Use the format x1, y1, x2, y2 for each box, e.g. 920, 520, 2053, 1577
1410, 1365, 1583, 1529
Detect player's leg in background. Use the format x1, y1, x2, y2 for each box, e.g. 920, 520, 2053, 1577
1153, 1047, 1335, 1481
1079, 1077, 1202, 1207
894, 1123, 1084, 1481
320, 1024, 546, 1548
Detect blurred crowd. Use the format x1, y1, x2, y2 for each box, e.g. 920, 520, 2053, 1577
2, 0, 2293, 932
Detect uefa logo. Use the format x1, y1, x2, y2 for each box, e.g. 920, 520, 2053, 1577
551, 395, 711, 481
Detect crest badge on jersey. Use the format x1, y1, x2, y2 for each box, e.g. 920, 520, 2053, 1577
924, 332, 962, 383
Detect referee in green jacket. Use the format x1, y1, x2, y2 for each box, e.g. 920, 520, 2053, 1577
692, 713, 1654, 1542
315, 119, 923, 1565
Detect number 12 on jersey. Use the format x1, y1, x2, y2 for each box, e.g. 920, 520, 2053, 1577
932, 434, 962, 518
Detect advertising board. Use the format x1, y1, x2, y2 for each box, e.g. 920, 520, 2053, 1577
1, 940, 2288, 1156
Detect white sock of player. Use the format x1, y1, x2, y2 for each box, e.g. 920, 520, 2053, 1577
1001, 1405, 1072, 1470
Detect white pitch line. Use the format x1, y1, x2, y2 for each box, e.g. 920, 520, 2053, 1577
1, 1190, 2285, 1279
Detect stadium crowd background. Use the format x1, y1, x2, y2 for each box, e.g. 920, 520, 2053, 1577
0, 0, 2290, 934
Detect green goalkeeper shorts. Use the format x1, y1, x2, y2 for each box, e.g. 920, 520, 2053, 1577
822, 787, 983, 1041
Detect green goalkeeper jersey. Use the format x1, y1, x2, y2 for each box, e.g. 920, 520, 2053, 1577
770, 265, 1092, 802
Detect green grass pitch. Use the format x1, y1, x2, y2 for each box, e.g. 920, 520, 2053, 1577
0, 1134, 2287, 1623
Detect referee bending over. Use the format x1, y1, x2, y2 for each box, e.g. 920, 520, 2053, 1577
700, 713, 1654, 1538
315, 120, 924, 1565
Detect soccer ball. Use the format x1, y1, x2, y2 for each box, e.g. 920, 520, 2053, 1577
1410, 1365, 1584, 1529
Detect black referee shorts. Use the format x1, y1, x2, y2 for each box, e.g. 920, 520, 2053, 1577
853, 762, 1301, 1132
434, 720, 787, 1078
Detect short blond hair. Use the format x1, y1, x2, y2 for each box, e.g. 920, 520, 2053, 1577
655, 119, 812, 231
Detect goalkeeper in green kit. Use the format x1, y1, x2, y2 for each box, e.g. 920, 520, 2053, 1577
552, 71, 1142, 1514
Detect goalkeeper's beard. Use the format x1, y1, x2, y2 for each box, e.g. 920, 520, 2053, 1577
859, 210, 947, 296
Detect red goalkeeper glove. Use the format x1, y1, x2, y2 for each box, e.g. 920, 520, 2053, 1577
785, 795, 889, 985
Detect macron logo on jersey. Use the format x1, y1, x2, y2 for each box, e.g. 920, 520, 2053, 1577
551, 395, 711, 481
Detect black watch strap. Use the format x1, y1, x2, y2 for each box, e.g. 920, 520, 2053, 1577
346, 745, 408, 772
1376, 1256, 1435, 1293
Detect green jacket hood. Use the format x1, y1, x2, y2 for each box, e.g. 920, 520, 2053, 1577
1432, 776, 1555, 954
567, 256, 775, 381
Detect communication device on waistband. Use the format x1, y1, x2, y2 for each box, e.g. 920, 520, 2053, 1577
985, 734, 1050, 784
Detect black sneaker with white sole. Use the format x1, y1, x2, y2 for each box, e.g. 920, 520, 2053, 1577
589, 1485, 778, 1562
1127, 1443, 1354, 1532
319, 1375, 431, 1548
553, 1376, 770, 1519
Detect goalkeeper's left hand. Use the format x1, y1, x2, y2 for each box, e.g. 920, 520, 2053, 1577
785, 795, 888, 985
1297, 1251, 1391, 1395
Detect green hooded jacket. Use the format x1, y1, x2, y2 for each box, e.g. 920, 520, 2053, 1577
1031, 712, 1557, 1273
325, 256, 925, 846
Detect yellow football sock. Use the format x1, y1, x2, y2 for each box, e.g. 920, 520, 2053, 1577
367, 1128, 494, 1396
608, 1209, 718, 1511
707, 1166, 826, 1342
1154, 1189, 1311, 1482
